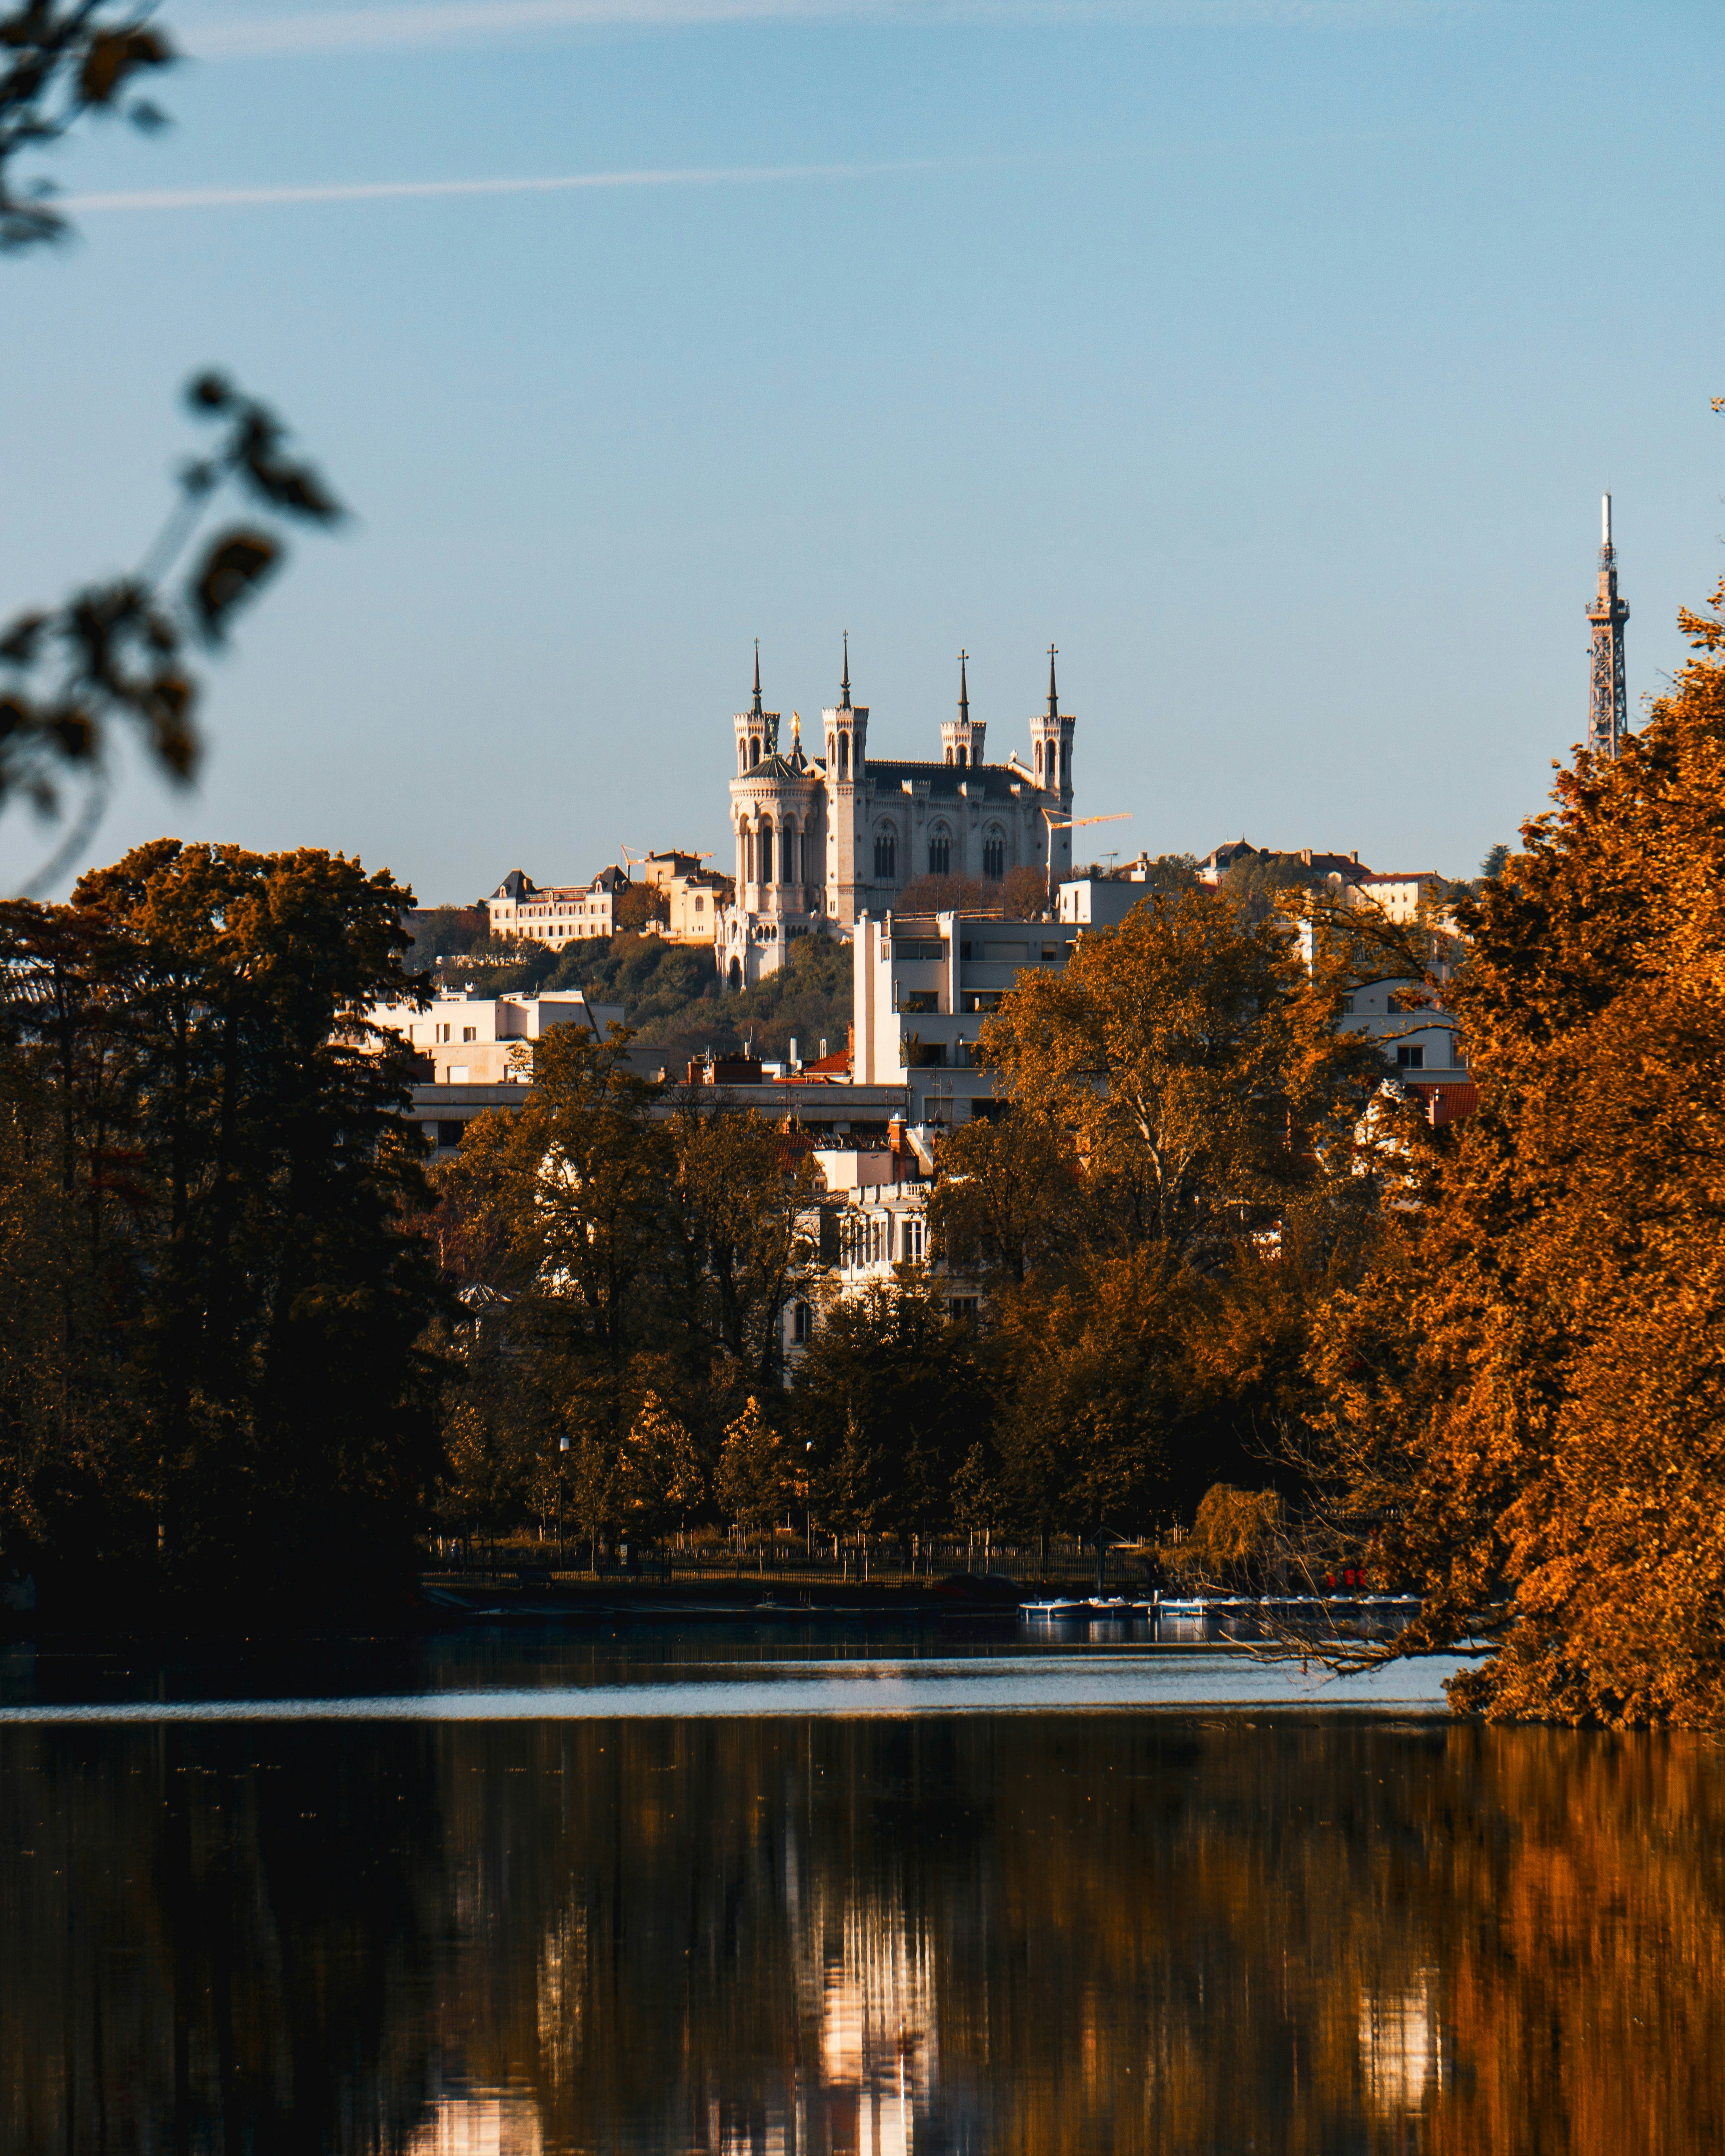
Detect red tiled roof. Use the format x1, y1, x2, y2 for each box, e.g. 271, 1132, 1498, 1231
1405, 1081, 1478, 1125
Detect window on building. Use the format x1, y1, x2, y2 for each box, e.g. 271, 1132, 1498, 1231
694, 893, 704, 912
460, 1026, 474, 1042
928, 833, 951, 875
903, 1218, 925, 1261
759, 825, 773, 883
751, 738, 761, 766
1396, 1044, 1425, 1069
982, 835, 1004, 880
739, 742, 748, 775
839, 734, 849, 776
949, 1297, 978, 1324
874, 832, 896, 881
902, 990, 938, 1015
793, 1301, 812, 1344
436, 1122, 465, 1148
956, 745, 967, 767
1340, 995, 1354, 1015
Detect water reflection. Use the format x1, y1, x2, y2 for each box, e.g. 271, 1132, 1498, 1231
4, 1705, 1722, 2151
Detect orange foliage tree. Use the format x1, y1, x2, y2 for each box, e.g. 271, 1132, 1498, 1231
1312, 575, 1725, 1727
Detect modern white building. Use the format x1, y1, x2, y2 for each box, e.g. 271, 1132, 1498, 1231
852, 909, 1078, 1124
718, 641, 1078, 988
367, 987, 623, 1085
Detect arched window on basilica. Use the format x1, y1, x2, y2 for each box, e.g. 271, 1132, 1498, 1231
738, 741, 748, 775
982, 832, 1005, 881
759, 821, 774, 884
750, 738, 761, 767
928, 828, 951, 876
838, 734, 849, 777
873, 827, 897, 881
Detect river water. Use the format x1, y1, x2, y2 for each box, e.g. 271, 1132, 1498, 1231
2, 1618, 1719, 2153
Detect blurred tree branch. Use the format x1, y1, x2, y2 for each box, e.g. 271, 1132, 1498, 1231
3, 7, 346, 893
2, 0, 174, 251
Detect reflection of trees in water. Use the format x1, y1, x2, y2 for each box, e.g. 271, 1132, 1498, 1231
0, 1723, 447, 2153
6, 1715, 1725, 2151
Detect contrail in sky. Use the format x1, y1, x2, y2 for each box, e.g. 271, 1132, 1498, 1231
181, 0, 1462, 60
62, 157, 954, 214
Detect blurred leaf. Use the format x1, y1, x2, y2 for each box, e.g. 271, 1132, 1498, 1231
49, 707, 94, 760
0, 611, 47, 665
186, 372, 232, 412
243, 455, 344, 524
190, 528, 279, 639
79, 26, 172, 107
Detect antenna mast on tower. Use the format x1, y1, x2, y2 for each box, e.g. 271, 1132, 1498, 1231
1587, 493, 1630, 759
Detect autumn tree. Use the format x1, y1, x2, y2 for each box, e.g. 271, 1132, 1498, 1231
1310, 572, 1725, 1728
0, 841, 445, 1611
927, 1106, 1081, 1284
618, 1390, 704, 1541
932, 889, 1413, 1542
714, 1396, 792, 1546
972, 889, 1393, 1257
667, 1108, 816, 1386
794, 1280, 988, 1555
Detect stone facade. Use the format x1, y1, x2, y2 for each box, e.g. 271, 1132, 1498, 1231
718, 642, 1077, 988
483, 866, 621, 945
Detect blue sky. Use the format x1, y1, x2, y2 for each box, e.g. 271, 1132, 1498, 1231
4, 0, 1719, 901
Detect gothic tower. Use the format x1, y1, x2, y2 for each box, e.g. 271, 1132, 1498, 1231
939, 652, 987, 768
824, 633, 869, 921
1587, 493, 1630, 760
1028, 645, 1076, 885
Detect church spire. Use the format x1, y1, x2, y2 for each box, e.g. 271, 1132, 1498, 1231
840, 631, 852, 712
958, 649, 970, 725
751, 639, 764, 721
1046, 643, 1060, 721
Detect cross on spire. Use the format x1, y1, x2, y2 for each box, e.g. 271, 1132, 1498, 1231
840, 630, 851, 711
958, 649, 970, 724
1046, 643, 1059, 721
751, 638, 763, 719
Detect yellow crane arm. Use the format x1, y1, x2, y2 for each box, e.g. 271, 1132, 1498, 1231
1042, 811, 1133, 833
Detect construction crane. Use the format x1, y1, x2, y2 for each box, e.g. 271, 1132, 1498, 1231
1042, 810, 1132, 834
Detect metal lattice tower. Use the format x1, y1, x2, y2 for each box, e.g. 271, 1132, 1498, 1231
1586, 493, 1630, 759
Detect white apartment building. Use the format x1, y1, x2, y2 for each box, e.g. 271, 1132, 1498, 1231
1339, 976, 1467, 1083
781, 1132, 975, 1366
367, 988, 623, 1085
852, 910, 1077, 1124
1340, 871, 1446, 924
1057, 873, 1160, 929
483, 866, 622, 945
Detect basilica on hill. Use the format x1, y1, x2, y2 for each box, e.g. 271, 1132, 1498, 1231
718, 639, 1078, 987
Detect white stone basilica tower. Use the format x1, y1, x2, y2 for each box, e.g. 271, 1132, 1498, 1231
718, 638, 1078, 990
